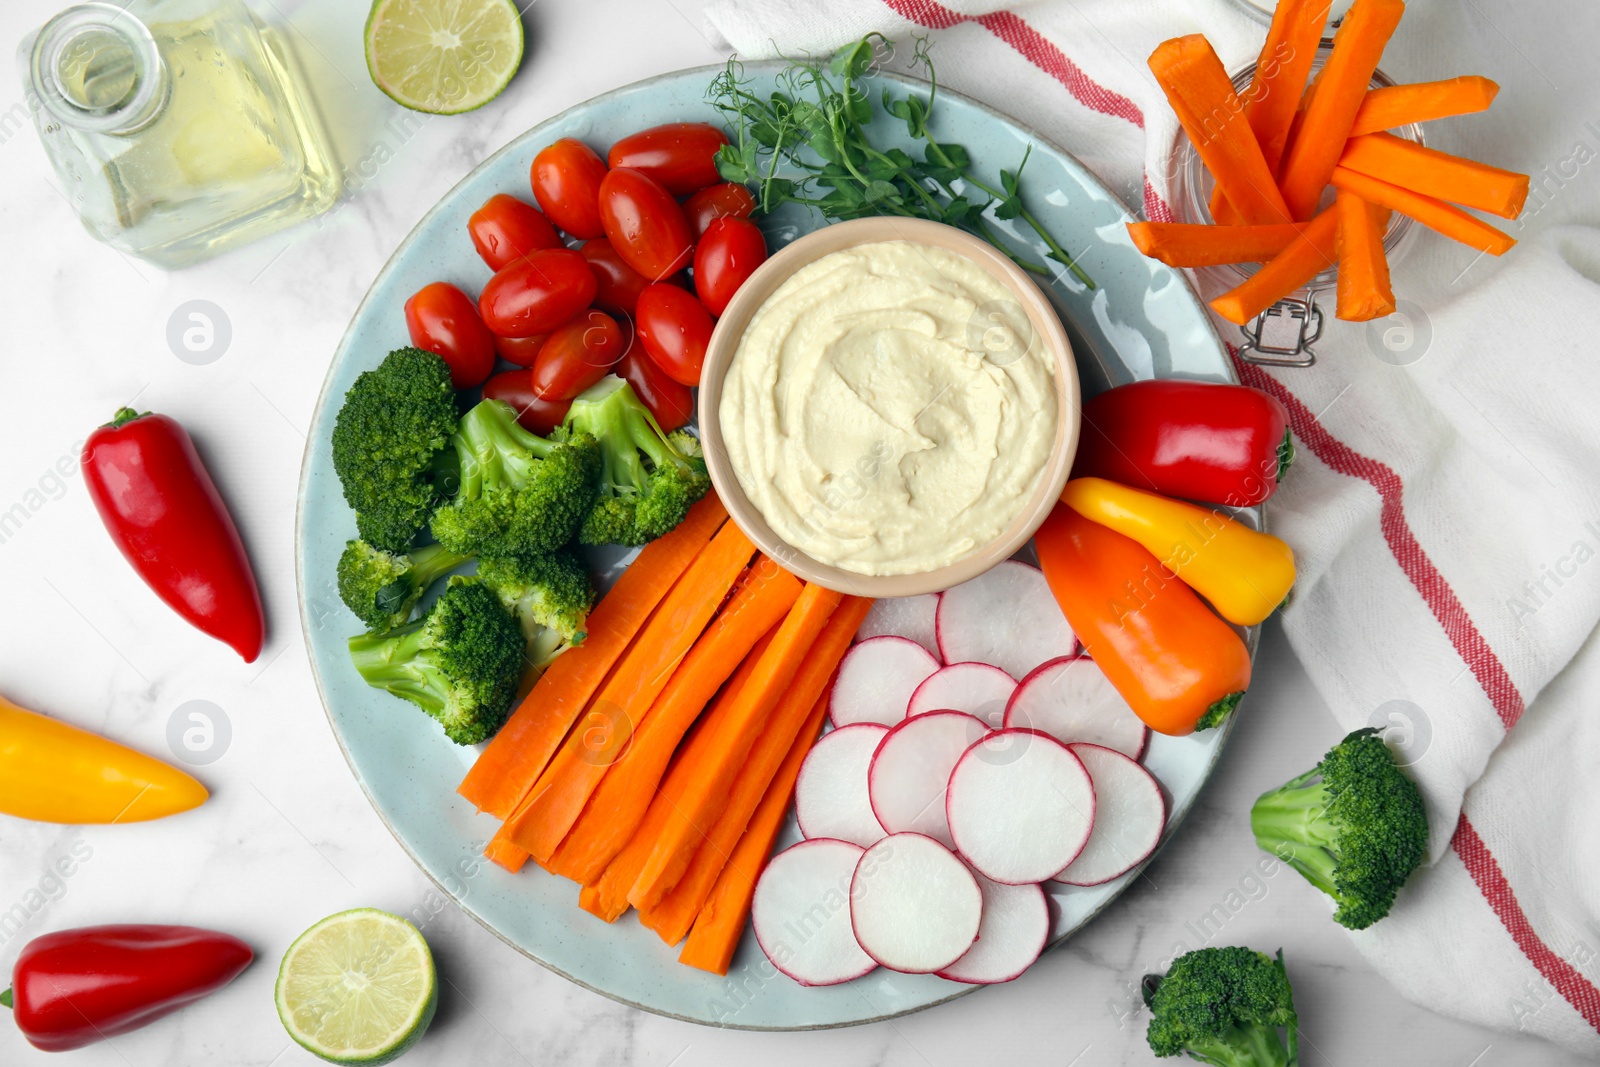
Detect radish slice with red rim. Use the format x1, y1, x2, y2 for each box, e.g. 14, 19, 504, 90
936, 872, 1048, 984
1052, 743, 1167, 887
855, 594, 941, 661
936, 561, 1076, 680
795, 724, 888, 847
850, 833, 982, 974
868, 710, 989, 848
946, 728, 1096, 884
1004, 655, 1150, 760
907, 662, 1016, 728
829, 636, 940, 728
751, 839, 876, 986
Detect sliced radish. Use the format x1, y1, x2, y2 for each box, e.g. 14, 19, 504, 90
1052, 743, 1167, 886
1004, 655, 1150, 760
855, 594, 942, 660
936, 873, 1048, 984
795, 724, 888, 847
907, 662, 1017, 728
868, 710, 990, 848
936, 561, 1076, 681
751, 839, 876, 986
850, 833, 981, 974
829, 637, 940, 729
946, 729, 1095, 884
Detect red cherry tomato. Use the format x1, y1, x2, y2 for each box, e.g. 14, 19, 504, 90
530, 138, 608, 239
478, 248, 597, 337
634, 283, 713, 387
619, 350, 694, 432
468, 193, 562, 272
683, 182, 757, 238
580, 238, 652, 316
483, 370, 572, 435
404, 282, 496, 389
532, 310, 626, 399
693, 217, 768, 317
606, 123, 731, 196
598, 168, 694, 282
493, 332, 551, 368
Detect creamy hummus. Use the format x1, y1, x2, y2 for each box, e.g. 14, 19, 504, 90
719, 240, 1058, 576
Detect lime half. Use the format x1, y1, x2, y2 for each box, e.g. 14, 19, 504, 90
276, 909, 438, 1065
365, 0, 525, 115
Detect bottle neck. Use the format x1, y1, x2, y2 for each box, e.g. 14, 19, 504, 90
29, 3, 168, 135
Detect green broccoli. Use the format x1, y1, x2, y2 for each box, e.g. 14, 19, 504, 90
562, 376, 709, 546
331, 347, 459, 552
347, 577, 525, 745
1250, 728, 1428, 930
430, 399, 600, 558
336, 539, 471, 632
1143, 946, 1298, 1067
478, 549, 595, 651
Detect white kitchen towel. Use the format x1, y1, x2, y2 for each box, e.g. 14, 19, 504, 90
706, 0, 1600, 1054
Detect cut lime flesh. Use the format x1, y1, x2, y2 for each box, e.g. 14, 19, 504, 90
365, 0, 525, 115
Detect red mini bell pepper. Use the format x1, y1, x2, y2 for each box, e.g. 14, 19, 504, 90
1071, 380, 1293, 507
82, 409, 265, 662
2, 925, 253, 1052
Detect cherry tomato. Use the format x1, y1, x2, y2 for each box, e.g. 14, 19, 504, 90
478, 248, 597, 337
468, 193, 562, 272
580, 238, 652, 316
606, 123, 731, 196
404, 282, 496, 389
530, 138, 608, 239
532, 310, 626, 399
493, 332, 551, 368
634, 283, 713, 387
598, 168, 694, 281
693, 217, 768, 317
683, 181, 756, 238
483, 370, 572, 435
619, 349, 694, 432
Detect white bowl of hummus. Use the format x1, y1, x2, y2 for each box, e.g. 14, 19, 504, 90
699, 217, 1080, 597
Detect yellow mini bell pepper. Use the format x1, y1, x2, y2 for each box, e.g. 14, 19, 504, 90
0, 694, 207, 824
1060, 477, 1296, 626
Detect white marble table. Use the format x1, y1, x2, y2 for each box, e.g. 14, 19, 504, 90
0, 1, 1584, 1064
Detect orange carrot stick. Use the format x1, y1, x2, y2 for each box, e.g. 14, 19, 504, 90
1350, 76, 1499, 136
1150, 35, 1292, 225
1339, 132, 1528, 219
1210, 205, 1339, 325
1335, 191, 1396, 321
626, 584, 844, 913
1331, 165, 1516, 255
1127, 221, 1312, 267
1241, 0, 1334, 171
483, 829, 531, 874
638, 597, 873, 946
458, 493, 727, 819
677, 689, 833, 976
1277, 0, 1406, 220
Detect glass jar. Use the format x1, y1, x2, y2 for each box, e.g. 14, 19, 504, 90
20, 0, 340, 269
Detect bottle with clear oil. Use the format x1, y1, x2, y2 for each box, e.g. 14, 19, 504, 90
21, 0, 340, 268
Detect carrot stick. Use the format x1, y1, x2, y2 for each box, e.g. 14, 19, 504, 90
483, 829, 531, 874
1350, 76, 1499, 136
677, 689, 833, 976
626, 584, 845, 913
1331, 165, 1516, 255
1210, 205, 1339, 325
504, 521, 757, 863
458, 493, 727, 819
1339, 132, 1528, 219
1277, 0, 1406, 220
1150, 35, 1292, 225
1335, 191, 1396, 321
1127, 221, 1312, 267
1241, 0, 1334, 171
544, 562, 803, 884
638, 597, 873, 946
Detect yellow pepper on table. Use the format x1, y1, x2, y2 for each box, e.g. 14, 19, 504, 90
1060, 477, 1297, 626
0, 694, 208, 824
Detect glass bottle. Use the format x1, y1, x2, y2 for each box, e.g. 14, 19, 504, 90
20, 0, 340, 268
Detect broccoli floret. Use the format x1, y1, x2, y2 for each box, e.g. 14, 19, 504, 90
347, 577, 524, 745
478, 549, 594, 648
1143, 946, 1298, 1067
430, 399, 600, 557
1250, 728, 1428, 930
562, 376, 709, 546
331, 347, 459, 552
336, 539, 471, 632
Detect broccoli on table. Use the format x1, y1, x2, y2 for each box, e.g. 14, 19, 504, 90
331, 347, 459, 552
347, 577, 524, 745
563, 376, 709, 547
478, 548, 594, 664
1143, 946, 1298, 1067
337, 539, 471, 632
430, 399, 600, 558
1250, 727, 1428, 930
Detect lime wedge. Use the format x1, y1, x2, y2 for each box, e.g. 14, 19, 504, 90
276, 909, 438, 1065
364, 0, 525, 115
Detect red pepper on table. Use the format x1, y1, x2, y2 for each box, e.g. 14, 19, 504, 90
2, 925, 253, 1052
1071, 380, 1293, 507
82, 409, 265, 662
